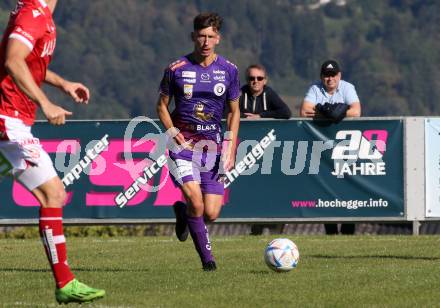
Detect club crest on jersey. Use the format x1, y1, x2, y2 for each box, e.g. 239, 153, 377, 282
213, 83, 226, 96
184, 84, 193, 99
194, 102, 213, 121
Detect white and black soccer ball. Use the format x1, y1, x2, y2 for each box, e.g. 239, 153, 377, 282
264, 238, 299, 272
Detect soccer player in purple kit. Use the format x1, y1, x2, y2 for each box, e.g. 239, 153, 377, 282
157, 12, 240, 271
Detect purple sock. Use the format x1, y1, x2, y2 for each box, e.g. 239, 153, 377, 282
187, 216, 214, 264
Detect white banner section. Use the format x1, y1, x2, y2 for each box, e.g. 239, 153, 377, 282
425, 119, 440, 217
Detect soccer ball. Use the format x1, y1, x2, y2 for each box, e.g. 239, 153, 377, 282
264, 238, 299, 272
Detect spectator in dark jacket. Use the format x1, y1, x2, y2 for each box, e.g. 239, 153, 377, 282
240, 64, 291, 235
240, 64, 291, 119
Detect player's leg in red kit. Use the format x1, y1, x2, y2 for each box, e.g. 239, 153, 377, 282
31, 176, 105, 303
31, 177, 74, 288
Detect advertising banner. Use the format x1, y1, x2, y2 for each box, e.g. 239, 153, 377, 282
0, 119, 404, 221
425, 119, 440, 217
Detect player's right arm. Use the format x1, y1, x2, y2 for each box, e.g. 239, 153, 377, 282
5, 38, 71, 125
156, 94, 185, 145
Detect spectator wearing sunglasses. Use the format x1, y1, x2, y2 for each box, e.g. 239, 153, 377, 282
238, 64, 291, 236
239, 64, 291, 119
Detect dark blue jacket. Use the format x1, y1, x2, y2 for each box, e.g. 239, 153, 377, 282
239, 85, 291, 119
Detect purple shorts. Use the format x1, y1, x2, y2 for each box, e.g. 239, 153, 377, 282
168, 148, 224, 195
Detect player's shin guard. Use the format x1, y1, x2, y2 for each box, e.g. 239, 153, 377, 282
39, 207, 75, 288
187, 216, 214, 264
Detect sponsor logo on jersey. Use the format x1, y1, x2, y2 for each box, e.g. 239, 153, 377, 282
213, 83, 226, 96
200, 73, 211, 83
41, 39, 56, 57
213, 70, 225, 75
193, 102, 213, 121
183, 78, 196, 84
213, 75, 225, 81
196, 124, 217, 131
182, 71, 196, 78
184, 84, 193, 99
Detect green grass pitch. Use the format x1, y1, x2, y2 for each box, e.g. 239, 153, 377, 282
0, 235, 439, 307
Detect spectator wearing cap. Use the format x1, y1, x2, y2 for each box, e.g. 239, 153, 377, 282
240, 64, 291, 119
300, 60, 361, 235
300, 60, 361, 118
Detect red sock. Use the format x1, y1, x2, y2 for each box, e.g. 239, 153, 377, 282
39, 207, 75, 288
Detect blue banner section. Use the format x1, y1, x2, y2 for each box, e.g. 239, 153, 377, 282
0, 119, 404, 220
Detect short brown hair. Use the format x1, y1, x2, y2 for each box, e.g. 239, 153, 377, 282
193, 12, 223, 32
246, 64, 267, 77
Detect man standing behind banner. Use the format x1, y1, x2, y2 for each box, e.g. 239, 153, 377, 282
300, 59, 361, 235
0, 0, 104, 303
240, 64, 291, 119
157, 12, 240, 271
300, 60, 361, 119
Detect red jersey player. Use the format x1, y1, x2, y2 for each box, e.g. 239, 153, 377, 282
0, 0, 105, 303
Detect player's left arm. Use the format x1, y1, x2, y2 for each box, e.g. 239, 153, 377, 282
223, 98, 240, 171
45, 70, 90, 104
